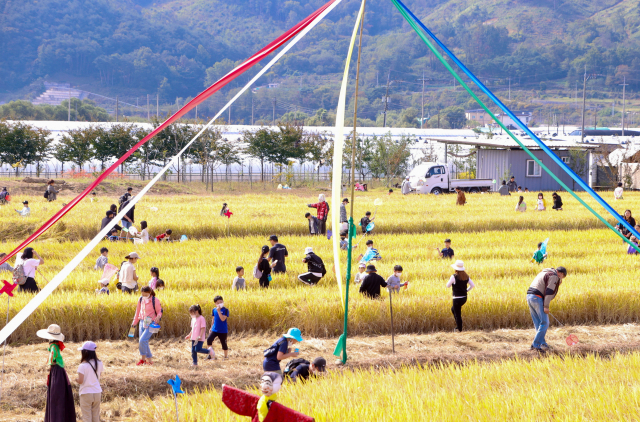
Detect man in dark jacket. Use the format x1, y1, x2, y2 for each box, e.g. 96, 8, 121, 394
298, 247, 326, 286
359, 265, 387, 299
552, 192, 563, 210
507, 176, 517, 192
100, 210, 121, 238
305, 212, 320, 235
526, 266, 567, 352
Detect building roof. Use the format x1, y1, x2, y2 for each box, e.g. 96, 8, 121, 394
423, 135, 601, 150
465, 109, 486, 113
496, 111, 532, 116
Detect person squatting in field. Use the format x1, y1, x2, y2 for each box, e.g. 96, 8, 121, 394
526, 266, 567, 352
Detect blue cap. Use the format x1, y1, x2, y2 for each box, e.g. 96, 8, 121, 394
283, 327, 303, 342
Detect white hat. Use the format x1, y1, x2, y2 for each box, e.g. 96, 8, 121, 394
36, 324, 65, 342
125, 252, 140, 260
78, 341, 97, 351
451, 260, 465, 272
318, 194, 325, 202
305, 247, 313, 254
358, 262, 366, 268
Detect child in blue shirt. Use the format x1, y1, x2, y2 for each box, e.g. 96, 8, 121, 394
437, 239, 454, 259
207, 295, 229, 359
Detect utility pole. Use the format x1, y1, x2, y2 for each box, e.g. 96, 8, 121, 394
418, 70, 427, 129
196, 105, 198, 121
383, 69, 391, 128
621, 76, 628, 136
594, 103, 598, 130
272, 98, 276, 126
67, 88, 71, 122
147, 94, 150, 121
508, 77, 511, 101
156, 94, 159, 117
581, 66, 587, 143
115, 96, 119, 123
251, 96, 254, 125
228, 105, 231, 125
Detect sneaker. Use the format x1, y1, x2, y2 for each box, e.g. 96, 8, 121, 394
144, 361, 153, 365
136, 359, 145, 366
208, 347, 216, 360
453, 328, 461, 333
540, 344, 551, 351
300, 279, 314, 286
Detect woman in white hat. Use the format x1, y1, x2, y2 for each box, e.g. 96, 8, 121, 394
37, 324, 76, 421
76, 341, 103, 422
446, 260, 475, 332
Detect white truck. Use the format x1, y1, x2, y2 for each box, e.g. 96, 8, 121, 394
407, 162, 493, 195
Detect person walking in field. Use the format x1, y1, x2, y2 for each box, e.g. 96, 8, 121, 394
185, 304, 211, 366
131, 286, 162, 365
305, 212, 320, 235
46, 180, 59, 202
298, 247, 326, 286
207, 296, 229, 359
263, 328, 303, 376
447, 260, 475, 332
340, 198, 349, 232
37, 324, 76, 422
15, 247, 44, 293
257, 245, 276, 288
507, 176, 517, 193
359, 265, 387, 299
268, 235, 288, 274
526, 266, 567, 352
76, 341, 104, 422
307, 194, 329, 235
455, 187, 466, 205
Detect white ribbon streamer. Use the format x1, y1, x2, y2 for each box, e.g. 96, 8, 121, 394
0, 0, 343, 344
331, 2, 365, 304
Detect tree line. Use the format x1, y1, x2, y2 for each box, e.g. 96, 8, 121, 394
0, 120, 415, 184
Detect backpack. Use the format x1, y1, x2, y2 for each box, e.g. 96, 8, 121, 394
43, 190, 49, 199
119, 194, 129, 206
263, 338, 287, 358
253, 258, 264, 279
284, 358, 310, 377
139, 296, 163, 322
13, 264, 27, 285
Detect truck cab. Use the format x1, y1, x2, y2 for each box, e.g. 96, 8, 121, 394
407, 162, 493, 195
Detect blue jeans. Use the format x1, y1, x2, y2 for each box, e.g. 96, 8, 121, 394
139, 322, 154, 358
527, 294, 549, 348
122, 220, 132, 229
191, 341, 210, 364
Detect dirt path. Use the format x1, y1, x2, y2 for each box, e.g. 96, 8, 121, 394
1, 324, 640, 421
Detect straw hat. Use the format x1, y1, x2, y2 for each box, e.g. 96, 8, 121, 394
451, 260, 466, 272
36, 324, 65, 342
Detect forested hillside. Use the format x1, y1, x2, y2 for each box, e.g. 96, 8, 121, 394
2, 0, 640, 126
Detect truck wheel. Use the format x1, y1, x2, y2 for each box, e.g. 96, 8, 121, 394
431, 187, 443, 195
469, 187, 479, 194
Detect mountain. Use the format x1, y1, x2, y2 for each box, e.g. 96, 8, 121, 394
1, 0, 639, 126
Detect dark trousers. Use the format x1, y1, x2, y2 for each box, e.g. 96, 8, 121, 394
298, 272, 323, 285
207, 331, 228, 350
451, 297, 468, 331
319, 219, 327, 235
191, 340, 209, 364
259, 277, 270, 288
20, 277, 39, 293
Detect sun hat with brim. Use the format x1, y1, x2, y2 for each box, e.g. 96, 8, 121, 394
78, 341, 97, 351
451, 260, 465, 272
366, 265, 377, 273
125, 252, 140, 260
283, 327, 303, 342
36, 324, 64, 342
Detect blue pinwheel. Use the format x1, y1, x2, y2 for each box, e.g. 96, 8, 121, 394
167, 375, 184, 394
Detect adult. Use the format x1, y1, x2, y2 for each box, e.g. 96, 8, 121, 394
616, 210, 636, 239
258, 245, 276, 288
289, 357, 327, 383
552, 192, 563, 211
401, 177, 412, 195
37, 324, 76, 421
0, 187, 8, 205
131, 286, 162, 365
119, 198, 135, 240
498, 180, 510, 196
507, 176, 517, 192
268, 235, 288, 274
340, 198, 349, 232
263, 328, 303, 375
455, 187, 466, 206
359, 265, 387, 299
298, 247, 326, 286
526, 266, 567, 352
100, 211, 121, 238
446, 260, 475, 333
46, 179, 59, 202
18, 247, 43, 293
119, 252, 140, 293
307, 194, 329, 235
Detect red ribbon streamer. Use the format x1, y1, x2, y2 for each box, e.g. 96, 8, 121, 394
0, 0, 338, 267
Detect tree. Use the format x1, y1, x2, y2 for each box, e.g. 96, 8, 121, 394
91, 127, 114, 171
0, 122, 41, 176
343, 133, 375, 182
103, 124, 138, 175
57, 127, 96, 171
32, 127, 53, 177
244, 127, 277, 181
441, 106, 467, 129
368, 134, 412, 187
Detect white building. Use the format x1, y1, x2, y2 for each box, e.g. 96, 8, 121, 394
494, 110, 533, 128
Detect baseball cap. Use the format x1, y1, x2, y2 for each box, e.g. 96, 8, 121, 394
78, 341, 97, 351
125, 252, 140, 259
358, 263, 366, 268
22, 201, 28, 204
305, 247, 313, 254
312, 357, 327, 372
269, 235, 278, 242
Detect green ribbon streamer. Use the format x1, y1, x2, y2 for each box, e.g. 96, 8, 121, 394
391, 0, 640, 253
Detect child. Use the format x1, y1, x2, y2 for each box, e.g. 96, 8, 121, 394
388, 189, 393, 196
76, 341, 104, 422
340, 232, 349, 250
90, 191, 98, 203
305, 212, 319, 236
386, 265, 408, 293
358, 239, 382, 264
95, 279, 109, 295
94, 247, 108, 270
614, 182, 624, 200
531, 242, 547, 264
536, 193, 546, 211
232, 266, 246, 291
135, 221, 149, 244
185, 304, 212, 366
258, 372, 283, 422
155, 279, 166, 291
149, 267, 160, 290
207, 295, 229, 359
515, 196, 527, 212
552, 192, 563, 211
15, 200, 30, 217
437, 239, 454, 259
156, 229, 172, 242
360, 211, 373, 234
354, 263, 366, 284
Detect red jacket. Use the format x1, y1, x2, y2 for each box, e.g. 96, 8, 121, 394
308, 201, 329, 221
